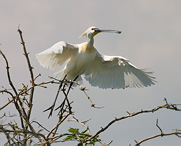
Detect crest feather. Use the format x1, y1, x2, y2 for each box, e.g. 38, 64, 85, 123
79, 31, 87, 38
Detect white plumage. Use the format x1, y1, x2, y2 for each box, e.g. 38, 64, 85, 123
36, 26, 155, 89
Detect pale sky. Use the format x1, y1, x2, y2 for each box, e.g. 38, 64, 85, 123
1, 1, 181, 145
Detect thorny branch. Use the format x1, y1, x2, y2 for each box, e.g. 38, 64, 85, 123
85, 100, 181, 143
18, 28, 35, 121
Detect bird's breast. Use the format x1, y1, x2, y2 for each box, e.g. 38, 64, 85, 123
81, 42, 95, 53
68, 46, 96, 76
65, 42, 96, 77
76, 49, 96, 67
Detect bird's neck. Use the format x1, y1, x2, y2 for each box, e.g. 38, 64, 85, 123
81, 37, 95, 53
87, 37, 94, 48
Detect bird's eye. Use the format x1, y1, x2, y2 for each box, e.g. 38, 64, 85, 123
92, 28, 95, 30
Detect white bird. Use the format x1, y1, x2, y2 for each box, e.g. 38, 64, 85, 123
36, 26, 155, 89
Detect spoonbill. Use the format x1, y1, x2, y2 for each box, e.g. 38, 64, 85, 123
36, 26, 155, 88
36, 26, 156, 117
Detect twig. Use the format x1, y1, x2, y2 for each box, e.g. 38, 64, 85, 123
70, 80, 103, 108
156, 119, 163, 135
0, 50, 18, 96
134, 131, 181, 146
46, 112, 71, 139
30, 121, 50, 133
68, 116, 91, 134
67, 116, 113, 145
0, 99, 14, 110
34, 73, 41, 81
0, 89, 14, 97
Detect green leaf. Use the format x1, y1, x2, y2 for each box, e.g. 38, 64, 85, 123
68, 128, 79, 133
81, 129, 88, 134
62, 135, 76, 142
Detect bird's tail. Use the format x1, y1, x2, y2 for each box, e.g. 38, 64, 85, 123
54, 69, 65, 80
54, 69, 83, 87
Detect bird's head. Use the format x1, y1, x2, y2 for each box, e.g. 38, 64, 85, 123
80, 26, 121, 39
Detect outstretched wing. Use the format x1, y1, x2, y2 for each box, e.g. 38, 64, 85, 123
36, 41, 79, 70
84, 50, 156, 89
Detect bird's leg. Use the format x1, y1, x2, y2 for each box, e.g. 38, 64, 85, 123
55, 83, 67, 111
43, 75, 67, 118
55, 76, 79, 112
67, 76, 79, 95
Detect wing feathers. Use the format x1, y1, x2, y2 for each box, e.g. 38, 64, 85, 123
36, 41, 78, 70
84, 52, 155, 89
36, 41, 155, 89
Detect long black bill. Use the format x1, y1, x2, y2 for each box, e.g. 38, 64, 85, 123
95, 28, 121, 34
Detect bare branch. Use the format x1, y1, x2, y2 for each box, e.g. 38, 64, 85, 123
68, 116, 91, 134
17, 28, 35, 121
0, 99, 14, 110
0, 49, 25, 129
134, 118, 181, 145
70, 80, 104, 109
134, 131, 181, 146
46, 112, 71, 139
156, 119, 163, 135
0, 127, 45, 139
30, 121, 50, 133
0, 50, 18, 95
86, 102, 181, 142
